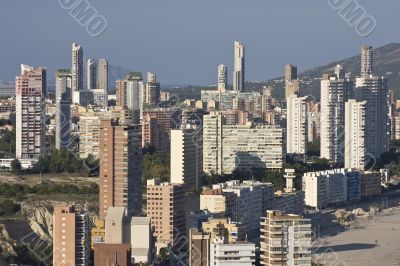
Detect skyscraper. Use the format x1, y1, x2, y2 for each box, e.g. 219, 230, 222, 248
320, 65, 354, 164
116, 79, 127, 108
287, 95, 308, 156
97, 59, 108, 93
99, 118, 142, 219
285, 64, 299, 100
53, 206, 90, 266
285, 64, 298, 81
16, 65, 46, 159
144, 72, 160, 105
72, 43, 83, 93
55, 69, 72, 150
217, 64, 227, 93
355, 76, 389, 158
87, 58, 97, 90
361, 44, 373, 77
126, 72, 145, 119
345, 100, 366, 170
233, 41, 245, 92
356, 44, 389, 159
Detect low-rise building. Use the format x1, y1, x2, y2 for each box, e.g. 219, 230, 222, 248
210, 237, 256, 266
303, 169, 362, 209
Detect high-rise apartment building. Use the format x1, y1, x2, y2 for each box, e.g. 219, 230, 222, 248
16, 65, 46, 159
97, 59, 108, 93
320, 65, 354, 164
116, 79, 127, 108
55, 69, 72, 150
287, 95, 308, 156
307, 102, 321, 143
72, 43, 83, 93
217, 64, 227, 93
126, 72, 145, 119
144, 72, 160, 105
260, 210, 312, 266
53, 206, 90, 266
87, 58, 97, 90
355, 75, 389, 159
146, 179, 185, 251
345, 100, 366, 170
170, 128, 203, 191
233, 41, 245, 92
285, 64, 299, 100
142, 110, 181, 152
203, 113, 283, 174
79, 107, 138, 159
361, 44, 373, 77
79, 110, 102, 159
99, 118, 142, 219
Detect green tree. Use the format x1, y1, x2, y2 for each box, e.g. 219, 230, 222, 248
0, 199, 20, 217
11, 159, 22, 171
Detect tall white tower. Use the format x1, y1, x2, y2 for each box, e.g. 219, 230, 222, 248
287, 95, 308, 156
233, 41, 245, 92
320, 65, 354, 164
345, 99, 366, 170
355, 76, 389, 158
217, 64, 227, 93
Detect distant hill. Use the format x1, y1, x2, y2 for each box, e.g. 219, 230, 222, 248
263, 43, 400, 100
108, 65, 133, 93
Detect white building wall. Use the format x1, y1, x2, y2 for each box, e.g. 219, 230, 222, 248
345, 100, 366, 170
287, 95, 308, 155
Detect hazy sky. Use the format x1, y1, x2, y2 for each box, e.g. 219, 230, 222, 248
1, 0, 399, 85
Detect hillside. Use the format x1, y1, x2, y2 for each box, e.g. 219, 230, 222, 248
267, 43, 400, 100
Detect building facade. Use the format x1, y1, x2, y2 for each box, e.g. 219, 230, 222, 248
203, 113, 283, 174
55, 69, 72, 150
146, 179, 185, 251
99, 119, 142, 219
287, 95, 308, 156
16, 65, 46, 159
170, 128, 203, 191
260, 210, 312, 266
345, 100, 366, 170
320, 65, 354, 164
233, 41, 245, 92
53, 206, 90, 266
72, 43, 83, 95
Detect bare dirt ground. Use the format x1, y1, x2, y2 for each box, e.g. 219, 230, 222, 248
0, 171, 97, 185
313, 206, 400, 266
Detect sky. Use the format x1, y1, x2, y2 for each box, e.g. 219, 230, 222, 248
0, 0, 399, 85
